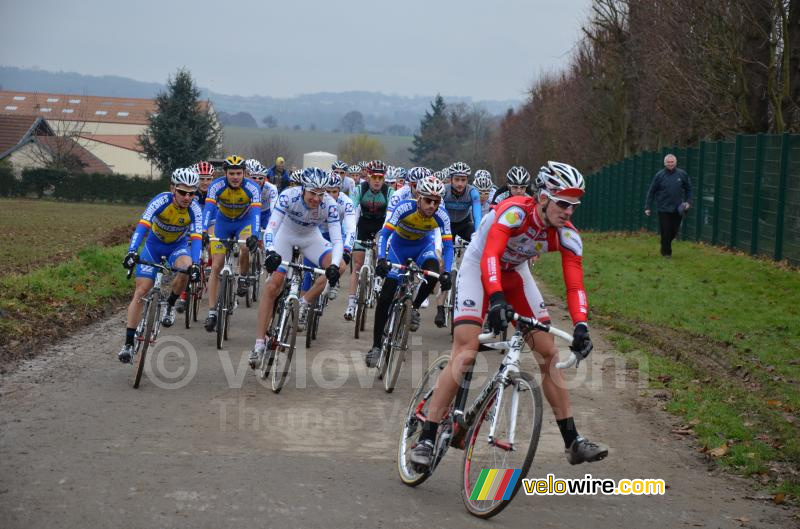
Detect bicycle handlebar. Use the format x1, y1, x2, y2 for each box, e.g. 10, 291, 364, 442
209, 237, 248, 244
280, 260, 325, 276
355, 239, 376, 248
389, 261, 440, 279
126, 259, 191, 279
478, 313, 578, 369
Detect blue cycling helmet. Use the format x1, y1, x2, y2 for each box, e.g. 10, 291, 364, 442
332, 160, 348, 172
327, 171, 342, 188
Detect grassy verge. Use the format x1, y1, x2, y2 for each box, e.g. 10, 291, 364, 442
0, 198, 141, 275
533, 231, 800, 498
0, 244, 130, 369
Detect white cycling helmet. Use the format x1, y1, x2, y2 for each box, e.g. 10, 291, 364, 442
384, 166, 397, 183
472, 170, 494, 192
416, 175, 445, 199
406, 166, 431, 184
506, 166, 531, 186
538, 161, 586, 203
302, 167, 329, 190
245, 158, 265, 175
171, 167, 199, 188
448, 161, 471, 177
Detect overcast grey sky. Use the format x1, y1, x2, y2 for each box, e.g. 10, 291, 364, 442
0, 0, 591, 101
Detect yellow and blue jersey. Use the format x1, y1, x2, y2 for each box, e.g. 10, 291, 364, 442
378, 199, 454, 270
202, 177, 262, 232
129, 192, 203, 263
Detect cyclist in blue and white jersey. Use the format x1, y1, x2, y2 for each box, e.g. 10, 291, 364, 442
366, 176, 454, 367
250, 168, 343, 365
118, 168, 203, 362
472, 169, 496, 217
332, 159, 356, 198
246, 159, 278, 230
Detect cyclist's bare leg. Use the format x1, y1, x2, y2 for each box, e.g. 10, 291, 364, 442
349, 250, 365, 296
126, 277, 155, 328
426, 322, 481, 423
527, 331, 572, 420
207, 252, 224, 310
171, 255, 192, 295
302, 253, 332, 302
255, 271, 286, 339
239, 244, 250, 276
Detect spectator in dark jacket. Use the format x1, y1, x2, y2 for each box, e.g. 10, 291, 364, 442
645, 154, 692, 258
267, 156, 290, 190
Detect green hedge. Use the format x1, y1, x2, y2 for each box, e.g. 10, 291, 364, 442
1, 168, 167, 204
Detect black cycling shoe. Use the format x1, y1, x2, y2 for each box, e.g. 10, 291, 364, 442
434, 305, 446, 328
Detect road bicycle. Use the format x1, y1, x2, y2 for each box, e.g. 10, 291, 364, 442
256, 246, 325, 393
305, 281, 331, 349
397, 312, 577, 518
127, 257, 190, 389
443, 236, 469, 336
209, 237, 246, 350
376, 260, 440, 393
182, 245, 209, 329
245, 236, 264, 308
353, 238, 380, 339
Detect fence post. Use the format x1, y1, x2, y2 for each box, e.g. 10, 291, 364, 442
774, 132, 791, 261
750, 133, 765, 255
729, 135, 744, 249
696, 141, 706, 241
682, 146, 694, 239
712, 141, 723, 245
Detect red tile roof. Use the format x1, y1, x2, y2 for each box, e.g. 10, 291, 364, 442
0, 90, 213, 126
35, 136, 113, 174
0, 114, 53, 156
80, 134, 144, 152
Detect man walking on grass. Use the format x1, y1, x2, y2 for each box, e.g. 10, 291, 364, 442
644, 154, 692, 258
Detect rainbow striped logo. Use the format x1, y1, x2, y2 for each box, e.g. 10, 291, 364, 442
469, 469, 522, 501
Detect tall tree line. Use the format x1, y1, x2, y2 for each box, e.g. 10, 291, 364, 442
493, 0, 800, 174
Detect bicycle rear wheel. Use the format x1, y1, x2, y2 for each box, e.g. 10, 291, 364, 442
384, 301, 411, 393
461, 372, 542, 518
377, 305, 397, 381
397, 354, 450, 486
224, 274, 234, 340
251, 252, 261, 302
132, 294, 159, 389
272, 298, 299, 393
216, 271, 229, 349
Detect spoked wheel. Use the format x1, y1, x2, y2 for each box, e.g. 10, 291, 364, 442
377, 305, 397, 381
191, 281, 200, 323
132, 296, 159, 389
461, 372, 543, 519
184, 282, 192, 329
397, 354, 450, 486
449, 269, 458, 338
258, 343, 275, 380
384, 301, 411, 393
354, 266, 369, 339
216, 272, 229, 349
251, 255, 261, 303
272, 298, 299, 393
224, 276, 234, 341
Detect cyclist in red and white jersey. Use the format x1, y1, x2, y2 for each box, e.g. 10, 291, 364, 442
410, 161, 608, 470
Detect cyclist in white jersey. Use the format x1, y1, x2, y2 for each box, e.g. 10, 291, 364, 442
472, 169, 495, 217
250, 168, 343, 363
332, 160, 356, 198
315, 172, 356, 299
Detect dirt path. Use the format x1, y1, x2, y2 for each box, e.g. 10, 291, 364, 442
1, 285, 796, 528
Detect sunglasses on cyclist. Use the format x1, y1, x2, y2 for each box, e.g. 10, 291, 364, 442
419, 196, 441, 207
552, 198, 580, 210
174, 189, 196, 197
306, 190, 326, 198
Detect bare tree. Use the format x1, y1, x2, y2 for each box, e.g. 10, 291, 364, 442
251, 135, 297, 167
25, 92, 93, 172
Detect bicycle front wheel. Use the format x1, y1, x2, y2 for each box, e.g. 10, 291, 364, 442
251, 253, 261, 302
449, 268, 458, 338
272, 298, 299, 393
133, 294, 159, 389
184, 282, 192, 329
305, 300, 316, 349
354, 266, 369, 339
216, 271, 229, 349
397, 354, 450, 487
384, 301, 411, 393
461, 372, 542, 518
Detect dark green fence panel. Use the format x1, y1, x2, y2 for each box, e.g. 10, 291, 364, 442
584, 134, 799, 265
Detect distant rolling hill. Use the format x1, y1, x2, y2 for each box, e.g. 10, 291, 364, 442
222, 126, 413, 166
